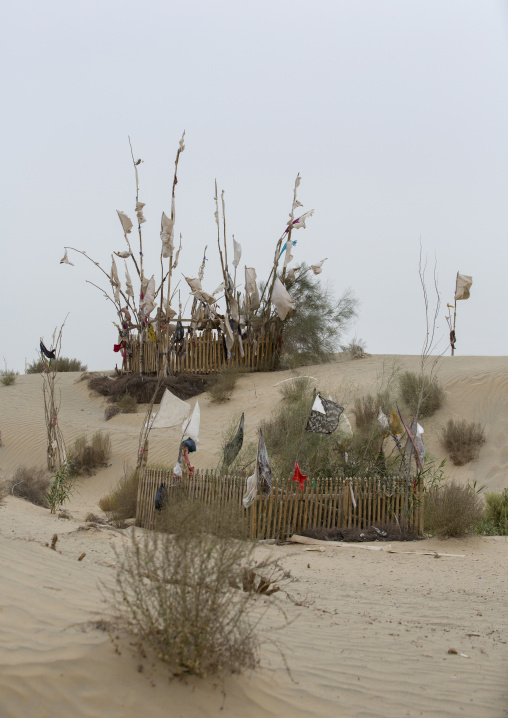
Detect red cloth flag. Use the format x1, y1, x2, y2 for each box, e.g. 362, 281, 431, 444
291, 462, 307, 491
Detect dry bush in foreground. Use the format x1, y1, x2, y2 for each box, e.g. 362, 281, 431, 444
208, 366, 240, 403
424, 481, 484, 537
99, 466, 138, 527
441, 419, 486, 466
398, 371, 444, 418
109, 525, 258, 677
68, 431, 112, 475
351, 392, 389, 430
8, 465, 50, 507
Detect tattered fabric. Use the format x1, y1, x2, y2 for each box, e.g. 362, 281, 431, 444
40, 341, 56, 360
306, 394, 344, 434
455, 274, 473, 300
224, 413, 244, 466
271, 277, 294, 320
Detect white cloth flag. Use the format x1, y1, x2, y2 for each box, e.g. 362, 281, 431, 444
455, 274, 473, 300
311, 394, 326, 414
110, 256, 121, 303
183, 401, 200, 444
60, 250, 74, 266
124, 263, 134, 298
271, 277, 294, 320
117, 210, 133, 234
311, 258, 327, 275
161, 208, 175, 258
114, 251, 131, 259
151, 389, 190, 429
185, 276, 202, 292
233, 238, 242, 268
141, 275, 156, 316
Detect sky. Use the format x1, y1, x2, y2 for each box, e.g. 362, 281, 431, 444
2, 0, 508, 372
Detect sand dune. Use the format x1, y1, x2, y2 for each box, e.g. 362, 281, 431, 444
0, 355, 507, 717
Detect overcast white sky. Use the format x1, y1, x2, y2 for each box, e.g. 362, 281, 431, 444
2, 0, 508, 372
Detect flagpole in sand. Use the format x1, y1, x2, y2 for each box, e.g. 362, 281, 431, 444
451, 271, 458, 356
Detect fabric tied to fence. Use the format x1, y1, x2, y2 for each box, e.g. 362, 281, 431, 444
306, 394, 344, 434
243, 428, 271, 508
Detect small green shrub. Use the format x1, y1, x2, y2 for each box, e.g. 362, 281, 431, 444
26, 357, 87, 374
209, 366, 240, 403
8, 465, 50, 507
398, 371, 444, 418
68, 431, 112, 475
481, 489, 508, 535
424, 481, 484, 537
441, 419, 486, 466
98, 466, 138, 527
115, 394, 137, 413
47, 463, 78, 513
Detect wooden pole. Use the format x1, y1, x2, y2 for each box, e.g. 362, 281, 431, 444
452, 271, 458, 356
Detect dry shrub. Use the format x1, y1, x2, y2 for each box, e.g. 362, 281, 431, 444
208, 366, 240, 403
157, 492, 250, 540
105, 405, 121, 421
116, 394, 137, 413
424, 481, 484, 537
8, 465, 50, 507
68, 431, 112, 475
441, 419, 486, 466
1, 371, 17, 386
89, 373, 210, 404
340, 337, 368, 360
98, 466, 138, 527
109, 522, 258, 677
26, 357, 87, 373
398, 371, 444, 418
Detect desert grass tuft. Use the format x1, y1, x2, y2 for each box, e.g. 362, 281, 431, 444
105, 405, 121, 421
8, 465, 50, 507
424, 480, 484, 537
98, 466, 138, 527
480, 489, 508, 535
208, 366, 240, 403
26, 357, 87, 374
116, 394, 138, 413
68, 431, 112, 475
0, 370, 17, 386
440, 419, 486, 466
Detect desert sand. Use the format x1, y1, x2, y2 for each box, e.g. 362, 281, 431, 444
0, 355, 507, 717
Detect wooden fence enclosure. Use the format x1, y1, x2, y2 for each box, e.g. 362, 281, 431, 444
127, 331, 279, 375
136, 468, 424, 538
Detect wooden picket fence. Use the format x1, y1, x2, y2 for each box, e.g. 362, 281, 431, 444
128, 331, 278, 375
136, 468, 424, 538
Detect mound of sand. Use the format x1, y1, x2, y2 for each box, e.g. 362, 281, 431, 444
0, 355, 507, 716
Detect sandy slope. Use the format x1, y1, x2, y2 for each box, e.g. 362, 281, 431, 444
0, 355, 507, 717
